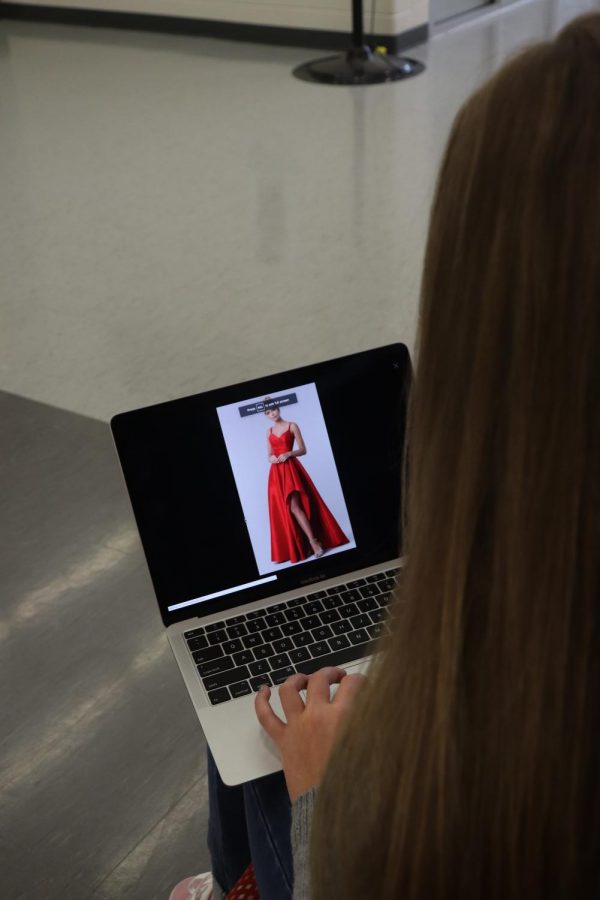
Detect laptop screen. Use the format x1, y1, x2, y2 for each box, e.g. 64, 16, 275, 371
111, 344, 410, 626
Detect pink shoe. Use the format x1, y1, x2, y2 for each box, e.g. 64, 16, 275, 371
169, 872, 214, 900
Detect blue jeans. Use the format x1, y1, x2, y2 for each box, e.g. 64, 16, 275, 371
206, 746, 294, 900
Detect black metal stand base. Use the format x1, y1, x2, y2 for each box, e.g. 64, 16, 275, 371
293, 45, 425, 85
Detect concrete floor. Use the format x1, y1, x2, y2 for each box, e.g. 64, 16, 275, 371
1, 0, 597, 897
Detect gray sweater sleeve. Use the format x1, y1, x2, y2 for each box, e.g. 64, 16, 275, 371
291, 785, 318, 900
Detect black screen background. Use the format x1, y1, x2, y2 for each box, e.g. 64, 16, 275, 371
111, 344, 411, 626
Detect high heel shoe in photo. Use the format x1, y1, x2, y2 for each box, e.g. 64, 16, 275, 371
310, 538, 324, 558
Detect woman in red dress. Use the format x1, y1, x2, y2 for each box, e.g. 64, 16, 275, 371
265, 401, 349, 564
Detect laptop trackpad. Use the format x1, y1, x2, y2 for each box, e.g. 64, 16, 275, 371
205, 659, 373, 785
298, 659, 371, 702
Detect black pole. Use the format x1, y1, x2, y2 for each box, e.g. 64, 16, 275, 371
352, 0, 364, 49
293, 0, 425, 85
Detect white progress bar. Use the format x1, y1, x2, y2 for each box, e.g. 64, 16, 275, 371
167, 575, 278, 612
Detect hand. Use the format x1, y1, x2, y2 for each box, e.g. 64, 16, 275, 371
269, 455, 279, 463
255, 667, 367, 802
278, 452, 291, 462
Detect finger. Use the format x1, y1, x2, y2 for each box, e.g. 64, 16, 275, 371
254, 685, 286, 743
332, 672, 368, 708
304, 667, 348, 703
278, 673, 309, 717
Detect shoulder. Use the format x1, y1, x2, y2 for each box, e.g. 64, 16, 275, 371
290, 421, 299, 430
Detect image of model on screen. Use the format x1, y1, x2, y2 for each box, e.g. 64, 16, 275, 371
265, 400, 349, 564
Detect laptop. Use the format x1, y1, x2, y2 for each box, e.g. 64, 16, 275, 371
111, 343, 410, 785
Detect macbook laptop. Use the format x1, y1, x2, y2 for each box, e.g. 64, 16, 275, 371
111, 343, 410, 785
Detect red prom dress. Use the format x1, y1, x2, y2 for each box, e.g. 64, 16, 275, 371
268, 425, 349, 564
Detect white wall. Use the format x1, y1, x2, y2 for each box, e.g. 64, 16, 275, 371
5, 0, 429, 35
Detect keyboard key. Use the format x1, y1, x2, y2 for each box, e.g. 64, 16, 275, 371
242, 633, 264, 649
294, 643, 371, 675
370, 607, 386, 623
254, 643, 274, 660
263, 626, 282, 643
331, 619, 353, 635
206, 622, 224, 632
226, 624, 248, 639
289, 647, 311, 664
300, 615, 320, 631
379, 578, 395, 592
198, 657, 234, 678
192, 645, 223, 665
281, 620, 302, 636
292, 631, 314, 648
223, 639, 243, 655
268, 603, 287, 612
184, 627, 205, 639
307, 590, 327, 600
309, 641, 330, 658
312, 625, 333, 642
208, 688, 230, 705
378, 593, 391, 607
320, 609, 341, 624
359, 584, 381, 598
270, 665, 296, 685
350, 614, 372, 631
346, 578, 366, 589
338, 603, 359, 619
328, 634, 350, 651
366, 572, 387, 583
287, 596, 306, 607
187, 635, 209, 652
265, 612, 285, 626
208, 629, 228, 645
340, 589, 361, 604
230, 681, 252, 698
250, 674, 272, 692
385, 568, 400, 577
322, 595, 343, 609
225, 615, 246, 626
303, 600, 324, 616
233, 650, 254, 666
249, 659, 270, 676
247, 618, 266, 633
203, 665, 251, 691
356, 597, 378, 613
269, 653, 291, 670
326, 585, 343, 595
272, 637, 294, 653
285, 607, 305, 621
348, 629, 370, 646
246, 609, 265, 619
367, 623, 386, 640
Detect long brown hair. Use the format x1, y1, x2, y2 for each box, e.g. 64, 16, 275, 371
311, 14, 600, 899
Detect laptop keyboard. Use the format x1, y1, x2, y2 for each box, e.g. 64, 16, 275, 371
183, 568, 401, 706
